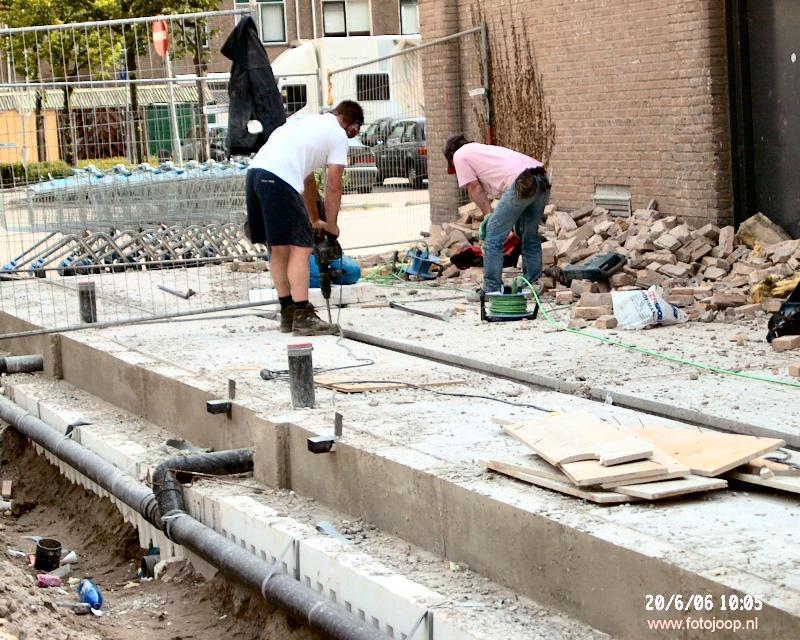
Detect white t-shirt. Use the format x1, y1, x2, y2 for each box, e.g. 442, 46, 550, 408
249, 113, 348, 193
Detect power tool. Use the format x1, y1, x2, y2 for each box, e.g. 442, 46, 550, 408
313, 232, 343, 323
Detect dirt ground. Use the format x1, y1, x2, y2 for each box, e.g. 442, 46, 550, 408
0, 427, 319, 640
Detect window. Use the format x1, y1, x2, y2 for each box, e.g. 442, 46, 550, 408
356, 73, 390, 101
401, 121, 417, 142
236, 0, 286, 44
282, 84, 308, 115
387, 123, 405, 143
400, 0, 420, 35
323, 0, 370, 37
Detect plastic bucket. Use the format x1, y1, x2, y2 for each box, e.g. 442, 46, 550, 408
34, 538, 62, 571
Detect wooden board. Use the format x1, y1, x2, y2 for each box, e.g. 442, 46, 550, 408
502, 411, 654, 466
726, 470, 800, 496
314, 375, 462, 394
599, 449, 690, 488
485, 459, 639, 504
561, 448, 686, 487
629, 426, 785, 477
613, 475, 727, 500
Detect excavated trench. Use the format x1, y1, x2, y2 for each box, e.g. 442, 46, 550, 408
0, 426, 320, 640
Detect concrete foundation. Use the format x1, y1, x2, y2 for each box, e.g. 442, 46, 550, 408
1, 276, 799, 639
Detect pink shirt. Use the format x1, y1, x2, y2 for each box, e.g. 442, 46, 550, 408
453, 143, 542, 199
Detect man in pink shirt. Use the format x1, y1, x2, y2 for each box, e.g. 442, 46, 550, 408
443, 135, 550, 294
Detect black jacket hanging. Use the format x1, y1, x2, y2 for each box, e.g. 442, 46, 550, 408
221, 16, 286, 155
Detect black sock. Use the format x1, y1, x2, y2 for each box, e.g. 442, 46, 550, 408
294, 300, 308, 309
279, 295, 294, 310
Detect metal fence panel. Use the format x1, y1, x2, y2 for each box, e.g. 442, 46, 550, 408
0, 9, 276, 338
327, 27, 488, 252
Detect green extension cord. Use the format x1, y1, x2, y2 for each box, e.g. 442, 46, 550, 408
489, 293, 529, 316
516, 276, 800, 390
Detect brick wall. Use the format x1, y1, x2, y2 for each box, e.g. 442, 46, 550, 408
419, 0, 464, 223
420, 0, 733, 226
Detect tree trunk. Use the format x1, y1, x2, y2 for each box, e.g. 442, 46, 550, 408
35, 91, 46, 162
126, 43, 145, 164
193, 22, 210, 162
61, 86, 75, 166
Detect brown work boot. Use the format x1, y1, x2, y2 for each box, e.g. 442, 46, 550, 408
279, 304, 296, 333
292, 303, 338, 336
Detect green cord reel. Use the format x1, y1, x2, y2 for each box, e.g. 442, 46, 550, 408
480, 279, 538, 322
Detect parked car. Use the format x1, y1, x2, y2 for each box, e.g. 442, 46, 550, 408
360, 117, 397, 147
372, 117, 427, 189
344, 137, 378, 194
180, 124, 227, 162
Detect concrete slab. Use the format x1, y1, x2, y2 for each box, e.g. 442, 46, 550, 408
2, 273, 800, 638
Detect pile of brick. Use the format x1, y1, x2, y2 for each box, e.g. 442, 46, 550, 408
423, 204, 799, 325
545, 208, 799, 326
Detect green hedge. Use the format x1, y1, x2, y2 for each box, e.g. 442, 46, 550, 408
0, 161, 72, 188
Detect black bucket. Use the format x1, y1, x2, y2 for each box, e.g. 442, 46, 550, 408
34, 538, 62, 571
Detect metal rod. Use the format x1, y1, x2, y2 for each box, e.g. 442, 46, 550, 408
330, 26, 481, 75
0, 300, 279, 341
480, 22, 493, 145
0, 72, 318, 90
2, 252, 269, 275
388, 302, 448, 322
157, 285, 195, 299
0, 9, 250, 36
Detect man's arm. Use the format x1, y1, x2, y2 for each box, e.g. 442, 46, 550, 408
302, 174, 320, 223
466, 180, 493, 216
322, 164, 345, 237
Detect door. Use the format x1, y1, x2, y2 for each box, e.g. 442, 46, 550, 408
728, 0, 800, 237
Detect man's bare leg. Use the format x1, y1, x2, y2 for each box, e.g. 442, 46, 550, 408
287, 246, 312, 302
269, 245, 291, 297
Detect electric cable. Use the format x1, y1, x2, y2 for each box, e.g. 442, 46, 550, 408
517, 276, 800, 390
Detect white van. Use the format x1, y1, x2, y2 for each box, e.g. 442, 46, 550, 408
270, 35, 422, 123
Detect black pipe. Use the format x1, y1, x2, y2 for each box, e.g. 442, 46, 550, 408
0, 355, 45, 375
0, 395, 389, 640
152, 449, 254, 520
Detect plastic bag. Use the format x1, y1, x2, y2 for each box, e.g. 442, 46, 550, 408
612, 285, 688, 330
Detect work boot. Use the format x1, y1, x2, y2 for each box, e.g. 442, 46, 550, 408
516, 168, 539, 199
279, 304, 296, 333
292, 303, 338, 336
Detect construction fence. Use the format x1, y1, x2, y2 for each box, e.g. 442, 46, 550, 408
0, 9, 487, 338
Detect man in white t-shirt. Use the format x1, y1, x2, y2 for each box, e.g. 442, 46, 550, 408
246, 100, 364, 335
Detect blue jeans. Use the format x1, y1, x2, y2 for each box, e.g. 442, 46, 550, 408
482, 174, 549, 293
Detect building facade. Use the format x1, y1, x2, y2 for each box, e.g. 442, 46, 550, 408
218, 0, 419, 66
420, 0, 735, 227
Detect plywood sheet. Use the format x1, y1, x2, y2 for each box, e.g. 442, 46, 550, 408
485, 459, 638, 504
314, 375, 462, 394
726, 470, 800, 495
614, 475, 727, 500
561, 449, 684, 487
502, 411, 653, 466
629, 426, 785, 477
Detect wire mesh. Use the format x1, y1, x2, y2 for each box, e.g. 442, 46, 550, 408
326, 29, 488, 252
0, 9, 276, 338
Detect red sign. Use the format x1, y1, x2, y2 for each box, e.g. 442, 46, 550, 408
152, 20, 169, 58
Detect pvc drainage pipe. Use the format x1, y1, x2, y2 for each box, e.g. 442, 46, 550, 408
0, 394, 389, 640
0, 355, 44, 375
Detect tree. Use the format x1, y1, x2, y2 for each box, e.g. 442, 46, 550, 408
163, 1, 222, 162
0, 0, 122, 165
122, 0, 222, 162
